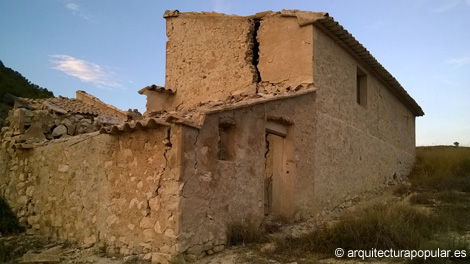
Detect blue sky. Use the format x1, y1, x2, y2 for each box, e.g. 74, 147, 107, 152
0, 0, 469, 146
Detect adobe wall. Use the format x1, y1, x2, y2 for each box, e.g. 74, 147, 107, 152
163, 12, 257, 112
311, 26, 416, 209
177, 92, 317, 260
0, 126, 182, 263
257, 14, 314, 92
144, 91, 174, 114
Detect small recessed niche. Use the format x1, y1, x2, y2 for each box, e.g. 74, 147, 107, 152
356, 67, 368, 108
218, 118, 236, 161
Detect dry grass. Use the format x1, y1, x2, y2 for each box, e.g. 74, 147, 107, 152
272, 204, 444, 261
0, 234, 50, 263
393, 183, 411, 196
268, 146, 470, 263
409, 146, 470, 192
408, 236, 470, 264
226, 220, 268, 246
410, 191, 469, 205
409, 147, 470, 234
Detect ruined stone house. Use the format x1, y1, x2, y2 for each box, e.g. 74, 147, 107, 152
0, 10, 423, 263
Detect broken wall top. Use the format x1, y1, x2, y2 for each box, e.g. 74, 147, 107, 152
2, 91, 132, 148
146, 9, 423, 117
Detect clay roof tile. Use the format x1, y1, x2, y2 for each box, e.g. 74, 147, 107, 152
47, 97, 104, 116
99, 118, 173, 134
138, 84, 176, 95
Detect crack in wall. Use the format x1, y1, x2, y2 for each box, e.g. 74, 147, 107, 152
158, 127, 173, 196
145, 200, 151, 217
252, 19, 261, 83
246, 18, 262, 90
264, 133, 271, 216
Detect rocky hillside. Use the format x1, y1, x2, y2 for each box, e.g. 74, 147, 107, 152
0, 60, 54, 126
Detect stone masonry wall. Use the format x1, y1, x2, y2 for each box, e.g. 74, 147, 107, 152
178, 106, 266, 261
0, 126, 182, 263
311, 25, 416, 209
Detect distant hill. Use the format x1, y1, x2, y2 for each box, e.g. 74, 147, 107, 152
0, 60, 54, 126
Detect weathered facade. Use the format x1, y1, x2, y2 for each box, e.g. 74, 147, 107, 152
1, 10, 423, 263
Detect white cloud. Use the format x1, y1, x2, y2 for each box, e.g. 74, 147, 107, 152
212, 0, 231, 14
65, 3, 79, 11
64, 1, 93, 21
50, 55, 122, 90
446, 55, 470, 68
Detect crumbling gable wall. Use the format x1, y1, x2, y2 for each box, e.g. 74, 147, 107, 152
0, 126, 183, 263
146, 11, 317, 114
161, 11, 258, 112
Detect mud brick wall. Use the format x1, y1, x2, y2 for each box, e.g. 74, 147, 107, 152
161, 12, 258, 112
